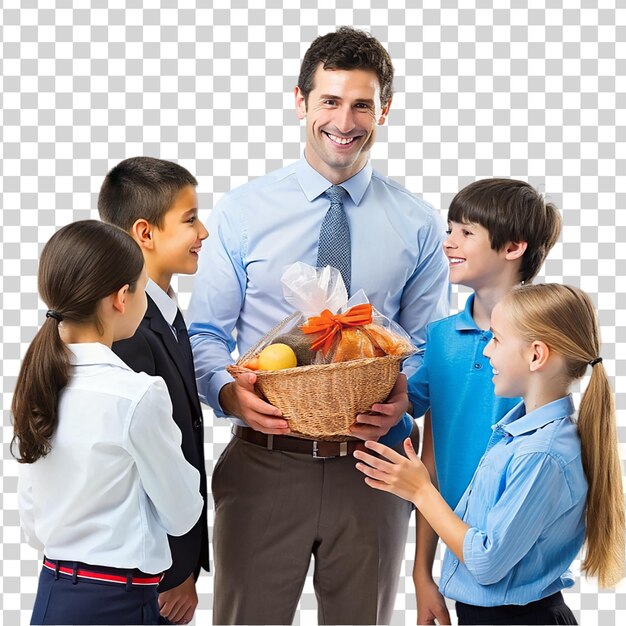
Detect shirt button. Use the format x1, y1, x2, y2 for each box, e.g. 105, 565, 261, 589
474, 363, 482, 369
481, 335, 488, 342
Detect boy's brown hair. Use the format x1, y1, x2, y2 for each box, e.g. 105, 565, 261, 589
98, 156, 197, 232
447, 178, 562, 283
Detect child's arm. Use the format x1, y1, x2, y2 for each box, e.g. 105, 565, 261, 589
355, 438, 468, 561
17, 465, 44, 551
126, 378, 203, 536
413, 412, 451, 625
356, 440, 571, 586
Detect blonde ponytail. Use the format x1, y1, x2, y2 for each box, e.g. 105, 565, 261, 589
578, 362, 625, 587
502, 283, 625, 588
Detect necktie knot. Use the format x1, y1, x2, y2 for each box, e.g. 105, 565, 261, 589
324, 185, 347, 204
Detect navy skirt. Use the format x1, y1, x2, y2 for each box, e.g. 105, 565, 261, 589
455, 591, 577, 625
31, 559, 160, 625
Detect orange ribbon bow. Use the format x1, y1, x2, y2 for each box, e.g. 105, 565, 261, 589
300, 303, 373, 355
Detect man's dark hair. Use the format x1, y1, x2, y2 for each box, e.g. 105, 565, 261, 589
448, 178, 562, 284
298, 27, 394, 108
98, 156, 197, 232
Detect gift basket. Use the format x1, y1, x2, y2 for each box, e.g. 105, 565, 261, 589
227, 263, 416, 440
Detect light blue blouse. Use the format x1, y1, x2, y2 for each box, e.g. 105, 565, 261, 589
439, 395, 587, 607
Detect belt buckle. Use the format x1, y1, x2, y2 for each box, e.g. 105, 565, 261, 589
312, 441, 348, 459
312, 441, 323, 459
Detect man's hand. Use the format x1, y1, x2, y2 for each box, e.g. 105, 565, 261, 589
350, 373, 409, 440
415, 577, 451, 625
219, 373, 290, 435
158, 575, 198, 625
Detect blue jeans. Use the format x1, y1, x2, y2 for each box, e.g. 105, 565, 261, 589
31, 561, 160, 625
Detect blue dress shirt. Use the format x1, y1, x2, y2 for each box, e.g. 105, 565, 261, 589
408, 293, 519, 508
439, 395, 587, 607
188, 156, 449, 441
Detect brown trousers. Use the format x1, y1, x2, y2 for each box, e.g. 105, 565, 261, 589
211, 429, 417, 625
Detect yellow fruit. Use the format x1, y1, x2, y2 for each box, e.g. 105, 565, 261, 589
257, 343, 298, 370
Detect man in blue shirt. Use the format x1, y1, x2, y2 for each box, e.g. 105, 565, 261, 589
188, 27, 449, 625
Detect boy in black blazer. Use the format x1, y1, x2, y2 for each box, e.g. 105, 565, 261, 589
98, 157, 209, 625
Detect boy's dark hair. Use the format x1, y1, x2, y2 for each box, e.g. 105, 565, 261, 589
12, 220, 144, 464
448, 178, 562, 284
98, 156, 197, 232
298, 27, 394, 108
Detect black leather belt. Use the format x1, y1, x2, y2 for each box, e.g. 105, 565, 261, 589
232, 425, 362, 458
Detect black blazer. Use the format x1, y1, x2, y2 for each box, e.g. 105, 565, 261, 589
112, 295, 209, 591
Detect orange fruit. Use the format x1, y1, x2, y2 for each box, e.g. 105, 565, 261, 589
243, 357, 260, 370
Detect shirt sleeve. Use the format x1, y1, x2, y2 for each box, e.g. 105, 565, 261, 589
17, 464, 44, 551
187, 196, 247, 417
398, 205, 449, 380
407, 323, 432, 418
125, 378, 203, 537
463, 452, 570, 585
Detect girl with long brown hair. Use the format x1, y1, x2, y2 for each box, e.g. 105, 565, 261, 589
13, 221, 203, 625
355, 283, 624, 625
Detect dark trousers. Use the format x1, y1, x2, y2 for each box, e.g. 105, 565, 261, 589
456, 591, 578, 625
31, 561, 160, 625
211, 426, 419, 625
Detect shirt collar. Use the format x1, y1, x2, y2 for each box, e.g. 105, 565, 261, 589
455, 293, 479, 331
67, 342, 132, 370
497, 395, 575, 437
145, 278, 178, 327
295, 153, 372, 206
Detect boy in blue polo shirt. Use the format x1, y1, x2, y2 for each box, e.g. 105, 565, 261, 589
408, 178, 562, 625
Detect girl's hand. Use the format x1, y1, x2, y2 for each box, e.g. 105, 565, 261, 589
354, 437, 433, 503
358, 438, 470, 564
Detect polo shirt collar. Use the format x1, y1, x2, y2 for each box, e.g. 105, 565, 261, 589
455, 293, 479, 331
295, 153, 372, 206
145, 278, 178, 327
67, 342, 132, 370
497, 395, 575, 437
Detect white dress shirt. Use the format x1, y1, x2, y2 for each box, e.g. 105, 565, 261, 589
188, 156, 449, 442
18, 342, 203, 574
146, 278, 178, 334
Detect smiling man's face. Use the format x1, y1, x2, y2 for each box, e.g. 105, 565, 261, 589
295, 64, 391, 184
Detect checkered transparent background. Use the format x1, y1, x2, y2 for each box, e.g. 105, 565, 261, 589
2, 1, 625, 624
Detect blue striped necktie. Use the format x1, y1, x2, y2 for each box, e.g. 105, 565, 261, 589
316, 185, 351, 295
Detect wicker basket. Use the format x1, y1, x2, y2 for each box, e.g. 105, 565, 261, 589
227, 353, 407, 440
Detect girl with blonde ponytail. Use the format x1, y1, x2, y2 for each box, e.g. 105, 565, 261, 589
354, 282, 624, 625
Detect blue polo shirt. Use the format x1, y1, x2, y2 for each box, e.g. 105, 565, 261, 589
407, 294, 519, 508
439, 395, 586, 606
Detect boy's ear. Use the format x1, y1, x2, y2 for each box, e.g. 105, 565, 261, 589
131, 219, 155, 250
504, 240, 527, 260
529, 340, 550, 371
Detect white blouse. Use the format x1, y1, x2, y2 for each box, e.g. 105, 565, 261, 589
18, 342, 203, 574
